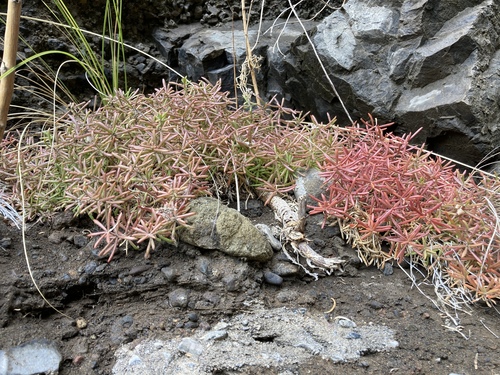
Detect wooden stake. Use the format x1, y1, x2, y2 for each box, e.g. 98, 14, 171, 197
240, 0, 261, 106
0, 0, 22, 140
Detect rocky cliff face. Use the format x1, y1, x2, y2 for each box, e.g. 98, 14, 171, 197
279, 0, 500, 166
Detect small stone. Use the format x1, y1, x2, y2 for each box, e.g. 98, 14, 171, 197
161, 267, 178, 282
76, 317, 88, 329
48, 231, 65, 244
264, 271, 283, 286
382, 263, 394, 276
188, 313, 199, 322
184, 321, 199, 329
272, 262, 299, 277
202, 330, 228, 341
368, 301, 384, 310
178, 197, 273, 261
346, 331, 362, 339
178, 337, 204, 357
129, 265, 151, 276
337, 319, 357, 328
392, 309, 403, 318
358, 361, 370, 368
73, 235, 88, 248
223, 275, 239, 292
133, 277, 147, 284
197, 258, 212, 276
169, 288, 190, 308
83, 261, 97, 274
95, 264, 107, 272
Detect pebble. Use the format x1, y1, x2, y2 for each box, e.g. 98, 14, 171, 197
382, 263, 394, 276
201, 330, 228, 341
134, 277, 147, 284
272, 262, 299, 277
48, 231, 65, 244
83, 261, 97, 274
95, 264, 107, 272
222, 275, 239, 292
368, 301, 384, 310
346, 331, 362, 339
169, 288, 190, 308
197, 258, 212, 276
188, 313, 199, 322
73, 234, 88, 247
178, 337, 204, 357
337, 319, 357, 328
129, 265, 152, 276
263, 271, 283, 286
161, 267, 178, 282
184, 321, 199, 329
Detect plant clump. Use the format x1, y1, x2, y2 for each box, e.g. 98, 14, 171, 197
310, 119, 500, 304
0, 81, 499, 305
0, 80, 340, 260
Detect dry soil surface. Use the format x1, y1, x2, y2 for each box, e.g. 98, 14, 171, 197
0, 203, 499, 375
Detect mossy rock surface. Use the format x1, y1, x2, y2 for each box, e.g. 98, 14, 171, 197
178, 197, 273, 262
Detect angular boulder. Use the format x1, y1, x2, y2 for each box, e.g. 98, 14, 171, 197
282, 0, 500, 165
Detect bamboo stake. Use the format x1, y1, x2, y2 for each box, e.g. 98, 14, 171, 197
0, 0, 22, 140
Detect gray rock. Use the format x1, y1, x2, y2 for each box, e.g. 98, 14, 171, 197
271, 262, 300, 277
161, 266, 178, 282
0, 339, 62, 375
178, 338, 204, 357
201, 330, 228, 342
178, 197, 273, 262
48, 231, 65, 244
83, 261, 97, 274
263, 271, 283, 286
73, 234, 88, 247
382, 263, 394, 276
168, 288, 190, 308
281, 0, 500, 166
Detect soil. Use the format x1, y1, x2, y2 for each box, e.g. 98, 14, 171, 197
0, 203, 499, 375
